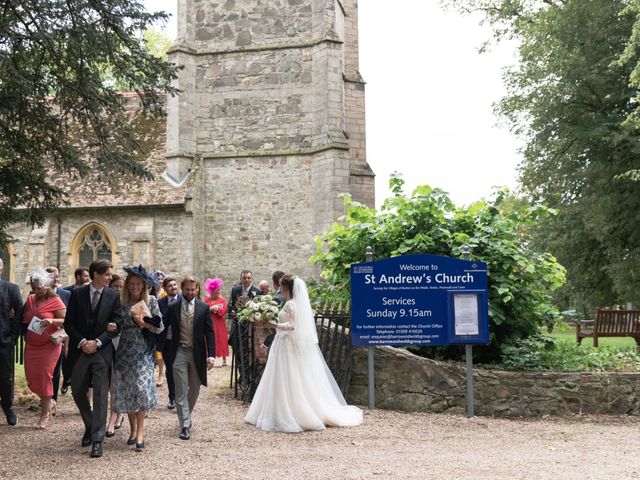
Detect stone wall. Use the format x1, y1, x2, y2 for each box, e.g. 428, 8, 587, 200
7, 206, 193, 296
168, 0, 375, 278
6, 0, 375, 294
348, 346, 640, 417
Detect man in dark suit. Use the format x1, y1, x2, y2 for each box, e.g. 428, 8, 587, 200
262, 270, 285, 351
167, 275, 215, 440
64, 266, 89, 291
0, 259, 22, 426
64, 259, 122, 458
46, 267, 70, 406
157, 276, 181, 409
228, 270, 260, 383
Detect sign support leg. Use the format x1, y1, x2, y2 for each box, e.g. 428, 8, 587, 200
368, 346, 375, 409
465, 344, 474, 417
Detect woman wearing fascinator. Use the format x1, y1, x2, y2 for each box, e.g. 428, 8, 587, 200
245, 274, 363, 432
111, 265, 163, 451
21, 267, 67, 429
204, 278, 229, 367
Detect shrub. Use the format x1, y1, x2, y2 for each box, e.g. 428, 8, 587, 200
312, 174, 566, 361
496, 335, 640, 372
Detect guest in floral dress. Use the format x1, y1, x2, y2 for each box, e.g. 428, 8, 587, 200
112, 266, 163, 451
204, 278, 229, 366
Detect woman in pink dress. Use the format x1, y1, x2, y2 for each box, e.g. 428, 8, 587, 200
22, 267, 66, 429
204, 278, 229, 366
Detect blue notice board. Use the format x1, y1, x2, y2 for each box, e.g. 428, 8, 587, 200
350, 254, 489, 347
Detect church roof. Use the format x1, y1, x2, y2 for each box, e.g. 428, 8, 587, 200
51, 93, 190, 210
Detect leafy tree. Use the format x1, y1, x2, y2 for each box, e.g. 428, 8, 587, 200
311, 175, 566, 361
449, 0, 640, 309
0, 1, 180, 246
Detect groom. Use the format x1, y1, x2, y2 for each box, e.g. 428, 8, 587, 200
64, 259, 122, 458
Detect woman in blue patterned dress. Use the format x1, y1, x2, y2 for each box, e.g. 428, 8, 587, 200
112, 266, 163, 451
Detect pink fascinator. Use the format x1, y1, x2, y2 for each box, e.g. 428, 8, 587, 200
204, 278, 222, 294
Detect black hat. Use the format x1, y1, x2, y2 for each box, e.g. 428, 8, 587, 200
123, 265, 157, 288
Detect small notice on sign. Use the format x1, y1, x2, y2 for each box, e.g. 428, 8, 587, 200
453, 294, 479, 336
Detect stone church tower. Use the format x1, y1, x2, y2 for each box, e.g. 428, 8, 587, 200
165, 0, 374, 281
3, 0, 373, 291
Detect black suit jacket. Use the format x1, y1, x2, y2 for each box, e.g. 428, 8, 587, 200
167, 298, 215, 387
229, 284, 261, 312
55, 287, 71, 308
63, 284, 123, 367
157, 294, 181, 351
0, 280, 23, 347
228, 284, 261, 345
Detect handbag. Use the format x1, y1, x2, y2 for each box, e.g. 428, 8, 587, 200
49, 328, 68, 346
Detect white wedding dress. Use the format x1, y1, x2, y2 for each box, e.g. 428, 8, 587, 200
245, 279, 363, 432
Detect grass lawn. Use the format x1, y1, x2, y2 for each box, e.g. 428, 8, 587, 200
546, 330, 638, 348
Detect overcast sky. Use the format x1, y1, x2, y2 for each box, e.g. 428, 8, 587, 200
142, 1, 521, 207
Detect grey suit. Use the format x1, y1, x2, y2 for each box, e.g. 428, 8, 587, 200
167, 298, 215, 429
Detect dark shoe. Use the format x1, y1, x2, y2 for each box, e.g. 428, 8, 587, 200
126, 435, 136, 446
81, 430, 92, 447
179, 427, 190, 440
90, 441, 103, 458
167, 400, 176, 409
135, 442, 145, 452
5, 409, 17, 426
114, 414, 124, 430
105, 430, 115, 438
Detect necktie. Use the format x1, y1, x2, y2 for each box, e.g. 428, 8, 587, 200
91, 290, 101, 311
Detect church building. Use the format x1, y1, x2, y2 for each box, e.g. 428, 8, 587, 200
3, 0, 374, 292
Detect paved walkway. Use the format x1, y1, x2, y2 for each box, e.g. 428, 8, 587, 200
2, 367, 640, 480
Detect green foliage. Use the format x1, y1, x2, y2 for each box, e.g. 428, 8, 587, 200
496, 334, 640, 371
312, 175, 566, 361
305, 279, 350, 310
448, 0, 640, 311
0, 1, 180, 247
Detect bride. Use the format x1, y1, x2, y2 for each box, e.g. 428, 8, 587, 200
245, 275, 363, 432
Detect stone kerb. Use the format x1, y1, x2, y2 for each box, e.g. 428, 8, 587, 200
348, 346, 640, 417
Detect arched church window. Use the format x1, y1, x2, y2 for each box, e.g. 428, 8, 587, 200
77, 227, 112, 267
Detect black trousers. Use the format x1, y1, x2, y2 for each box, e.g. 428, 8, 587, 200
71, 353, 110, 442
161, 342, 175, 402
230, 321, 250, 383
0, 345, 13, 413
51, 350, 63, 402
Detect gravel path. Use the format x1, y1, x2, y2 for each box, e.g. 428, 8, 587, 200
2, 367, 640, 480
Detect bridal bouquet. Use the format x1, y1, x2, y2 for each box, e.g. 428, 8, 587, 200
237, 295, 280, 326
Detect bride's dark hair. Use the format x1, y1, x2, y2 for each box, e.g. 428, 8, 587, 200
280, 274, 295, 297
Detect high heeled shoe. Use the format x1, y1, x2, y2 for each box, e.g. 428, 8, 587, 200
114, 414, 125, 430
36, 412, 50, 430
127, 435, 136, 446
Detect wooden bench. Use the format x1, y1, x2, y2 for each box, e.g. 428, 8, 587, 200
576, 309, 640, 347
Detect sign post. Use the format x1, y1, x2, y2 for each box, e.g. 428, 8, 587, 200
351, 252, 489, 417
365, 247, 375, 410
461, 246, 475, 417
